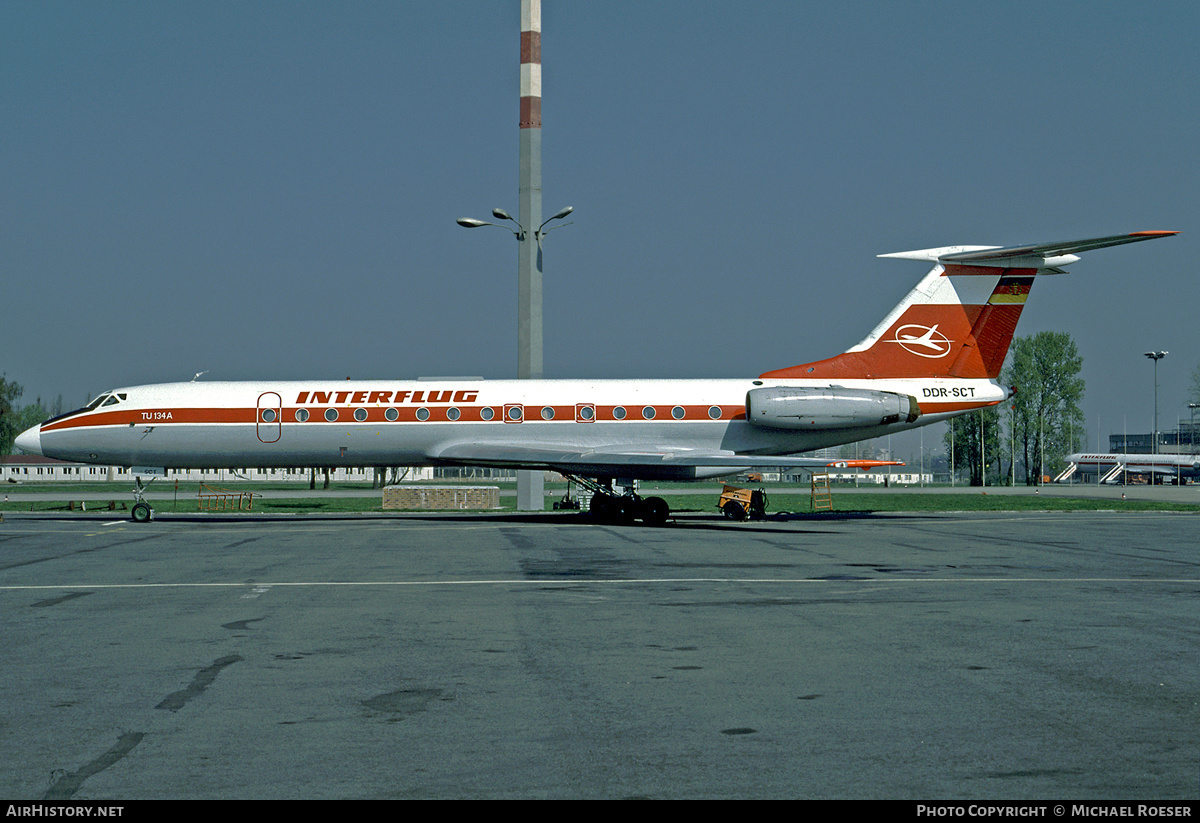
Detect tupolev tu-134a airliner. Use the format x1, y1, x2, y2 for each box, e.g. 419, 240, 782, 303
15, 230, 1177, 523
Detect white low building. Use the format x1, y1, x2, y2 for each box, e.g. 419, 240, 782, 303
824, 471, 934, 485
1, 456, 433, 484
757, 469, 934, 485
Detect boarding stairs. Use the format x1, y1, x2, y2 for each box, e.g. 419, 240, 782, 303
1053, 462, 1078, 483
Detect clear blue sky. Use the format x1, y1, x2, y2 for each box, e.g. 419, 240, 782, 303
3, 1, 1197, 456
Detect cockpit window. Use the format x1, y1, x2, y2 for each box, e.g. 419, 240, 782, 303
84, 391, 126, 411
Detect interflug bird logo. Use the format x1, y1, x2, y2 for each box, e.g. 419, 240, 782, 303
889, 324, 953, 358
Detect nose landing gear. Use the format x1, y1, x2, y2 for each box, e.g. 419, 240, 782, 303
130, 477, 155, 523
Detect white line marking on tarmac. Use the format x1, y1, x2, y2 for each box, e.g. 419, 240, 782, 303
1, 576, 1198, 592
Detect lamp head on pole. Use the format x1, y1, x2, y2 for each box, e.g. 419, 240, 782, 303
456, 215, 523, 240
538, 205, 575, 235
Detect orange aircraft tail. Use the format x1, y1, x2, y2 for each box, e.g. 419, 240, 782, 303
761, 231, 1177, 382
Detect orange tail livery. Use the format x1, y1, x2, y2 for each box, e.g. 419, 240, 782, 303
762, 231, 1177, 382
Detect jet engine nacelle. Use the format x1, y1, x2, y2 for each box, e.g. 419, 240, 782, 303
746, 387, 921, 430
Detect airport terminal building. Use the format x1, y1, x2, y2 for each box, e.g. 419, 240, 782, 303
1110, 422, 1198, 454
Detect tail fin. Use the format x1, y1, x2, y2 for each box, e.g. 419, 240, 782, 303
761, 231, 1177, 381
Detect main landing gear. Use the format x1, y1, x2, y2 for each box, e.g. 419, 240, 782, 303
564, 475, 671, 526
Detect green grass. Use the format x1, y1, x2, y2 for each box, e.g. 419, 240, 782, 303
657, 488, 1200, 515
678, 492, 1200, 514
0, 498, 512, 515
0, 493, 514, 515
3, 481, 1198, 516
1, 481, 392, 495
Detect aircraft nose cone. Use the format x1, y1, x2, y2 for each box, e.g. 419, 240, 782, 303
14, 425, 42, 456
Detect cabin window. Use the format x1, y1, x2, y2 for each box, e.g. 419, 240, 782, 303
708, 406, 722, 419
416, 408, 430, 421
481, 407, 495, 421
354, 408, 367, 422
671, 406, 685, 419
261, 409, 277, 423
446, 407, 461, 421
507, 406, 523, 422
385, 408, 399, 422
295, 408, 309, 422
541, 406, 554, 420
613, 406, 626, 420
324, 408, 339, 422
642, 406, 656, 420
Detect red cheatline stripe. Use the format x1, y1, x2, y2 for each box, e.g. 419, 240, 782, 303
43, 408, 250, 431
42, 404, 747, 431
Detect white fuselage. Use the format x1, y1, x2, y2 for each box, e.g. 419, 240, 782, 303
29, 376, 1005, 479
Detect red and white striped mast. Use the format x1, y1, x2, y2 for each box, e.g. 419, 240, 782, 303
516, 0, 544, 510
458, 1, 572, 510
518, 0, 542, 384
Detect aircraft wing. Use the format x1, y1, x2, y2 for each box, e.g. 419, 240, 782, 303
430, 442, 901, 476
1126, 463, 1179, 476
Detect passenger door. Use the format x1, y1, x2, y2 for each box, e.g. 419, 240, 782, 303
257, 392, 282, 443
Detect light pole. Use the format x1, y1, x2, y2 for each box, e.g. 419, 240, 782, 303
456, 207, 574, 371
949, 422, 955, 487
1144, 351, 1168, 454
458, 205, 573, 508
980, 408, 986, 487
1010, 401, 1016, 486
454, 1, 574, 511
1189, 403, 1199, 455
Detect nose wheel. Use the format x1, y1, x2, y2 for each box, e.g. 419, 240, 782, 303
130, 477, 155, 523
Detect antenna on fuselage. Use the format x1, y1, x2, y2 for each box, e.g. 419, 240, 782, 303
191, 371, 208, 382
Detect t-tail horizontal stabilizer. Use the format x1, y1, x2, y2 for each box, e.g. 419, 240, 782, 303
878, 230, 1179, 269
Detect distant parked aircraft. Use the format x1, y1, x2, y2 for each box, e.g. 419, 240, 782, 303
1057, 452, 1200, 484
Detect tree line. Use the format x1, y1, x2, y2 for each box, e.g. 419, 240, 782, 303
944, 331, 1086, 485
1, 376, 57, 457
